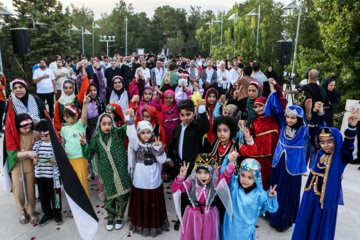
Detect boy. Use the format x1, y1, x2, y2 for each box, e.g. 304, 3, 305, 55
167, 99, 209, 230
33, 120, 62, 226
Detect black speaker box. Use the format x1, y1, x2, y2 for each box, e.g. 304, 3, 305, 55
11, 28, 30, 54
276, 40, 292, 65
109, 46, 115, 57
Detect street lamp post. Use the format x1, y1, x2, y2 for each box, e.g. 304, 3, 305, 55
92, 22, 101, 56
125, 18, 128, 56
81, 27, 92, 55
283, 0, 303, 75
205, 19, 214, 56
214, 13, 223, 46
100, 35, 116, 56
228, 12, 239, 57
246, 6, 261, 46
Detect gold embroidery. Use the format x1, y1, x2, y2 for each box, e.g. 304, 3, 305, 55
284, 126, 296, 139
255, 129, 279, 137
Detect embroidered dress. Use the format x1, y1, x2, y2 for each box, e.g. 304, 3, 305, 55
82, 113, 131, 222
292, 123, 356, 240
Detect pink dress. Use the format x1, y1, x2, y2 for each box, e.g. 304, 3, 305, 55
137, 98, 161, 119
172, 164, 234, 240
161, 103, 179, 148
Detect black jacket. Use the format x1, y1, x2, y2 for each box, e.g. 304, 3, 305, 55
168, 111, 209, 172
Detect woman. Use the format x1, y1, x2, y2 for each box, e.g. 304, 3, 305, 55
264, 65, 278, 98
107, 75, 129, 117
321, 78, 340, 127
229, 81, 262, 128
4, 79, 46, 224
160, 63, 178, 90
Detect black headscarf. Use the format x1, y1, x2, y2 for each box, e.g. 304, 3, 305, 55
264, 65, 277, 80
112, 76, 125, 96
13, 82, 29, 106
322, 78, 340, 106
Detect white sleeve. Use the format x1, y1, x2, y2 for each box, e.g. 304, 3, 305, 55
49, 70, 55, 80
152, 143, 167, 164
33, 70, 39, 80
125, 115, 139, 151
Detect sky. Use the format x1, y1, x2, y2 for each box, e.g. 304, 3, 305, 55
1, 0, 289, 20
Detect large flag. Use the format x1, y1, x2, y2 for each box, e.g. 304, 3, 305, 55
45, 111, 98, 239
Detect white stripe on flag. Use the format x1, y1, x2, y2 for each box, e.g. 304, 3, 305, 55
2, 161, 12, 192
65, 192, 98, 240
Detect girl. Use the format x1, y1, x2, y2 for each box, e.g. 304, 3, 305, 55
129, 86, 161, 119
248, 84, 284, 190
54, 73, 89, 133
80, 113, 131, 231
12, 114, 39, 224
204, 88, 218, 148
108, 75, 129, 116
292, 106, 358, 240
86, 82, 105, 141
264, 79, 313, 231
161, 89, 180, 148
221, 158, 278, 240
126, 110, 169, 237
105, 103, 125, 127
172, 152, 236, 240
175, 76, 192, 104
213, 94, 241, 119
61, 95, 90, 198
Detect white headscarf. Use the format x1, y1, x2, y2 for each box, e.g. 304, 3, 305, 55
58, 79, 75, 105
136, 120, 153, 134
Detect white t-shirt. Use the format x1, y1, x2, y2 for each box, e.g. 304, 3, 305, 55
33, 68, 55, 94
251, 71, 267, 87
229, 68, 241, 85
49, 61, 57, 72
135, 67, 151, 86
52, 67, 69, 91
217, 69, 230, 90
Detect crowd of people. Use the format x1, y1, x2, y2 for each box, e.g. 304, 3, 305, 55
1, 51, 358, 240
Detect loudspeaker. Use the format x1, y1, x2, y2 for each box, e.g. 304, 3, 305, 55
11, 28, 30, 54
276, 40, 292, 65
191, 46, 197, 54
109, 46, 115, 57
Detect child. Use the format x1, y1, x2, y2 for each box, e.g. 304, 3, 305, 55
10, 114, 39, 224
105, 103, 125, 127
221, 158, 279, 240
54, 73, 89, 133
175, 74, 192, 104
203, 88, 219, 149
291, 106, 358, 240
86, 82, 105, 141
167, 99, 209, 230
80, 113, 131, 231
61, 95, 90, 198
264, 80, 313, 232
126, 110, 169, 237
172, 152, 236, 240
33, 120, 62, 226
161, 89, 180, 148
129, 86, 161, 119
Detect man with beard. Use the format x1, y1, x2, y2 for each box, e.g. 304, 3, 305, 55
120, 55, 136, 90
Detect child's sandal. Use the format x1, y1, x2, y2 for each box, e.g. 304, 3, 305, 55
30, 214, 39, 225
19, 210, 29, 224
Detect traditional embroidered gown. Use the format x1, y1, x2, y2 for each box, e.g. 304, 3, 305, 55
161, 90, 179, 148
265, 91, 310, 231
221, 157, 279, 240
292, 122, 356, 240
82, 114, 131, 222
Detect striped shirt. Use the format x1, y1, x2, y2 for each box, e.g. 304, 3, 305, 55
32, 141, 59, 178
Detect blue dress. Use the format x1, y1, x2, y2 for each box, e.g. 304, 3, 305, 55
292, 124, 356, 240
221, 156, 278, 240
264, 92, 310, 230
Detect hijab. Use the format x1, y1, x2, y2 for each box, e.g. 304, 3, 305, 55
59, 80, 76, 105
322, 78, 340, 106
112, 75, 125, 96
161, 89, 177, 114
246, 81, 262, 127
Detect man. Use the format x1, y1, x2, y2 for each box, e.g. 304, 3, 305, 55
229, 63, 241, 86
187, 60, 201, 87
33, 59, 56, 118
251, 61, 267, 87
120, 55, 136, 90
52, 58, 69, 99
300, 69, 329, 121
201, 61, 217, 93
150, 60, 165, 87
49, 55, 61, 72
85, 56, 97, 80
146, 55, 156, 70
105, 59, 122, 88
217, 61, 230, 96
101, 56, 111, 69
135, 60, 151, 86
235, 65, 255, 100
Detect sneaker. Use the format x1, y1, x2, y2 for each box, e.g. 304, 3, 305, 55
174, 219, 180, 231
115, 220, 123, 230
55, 215, 63, 225
106, 220, 114, 231
38, 215, 52, 227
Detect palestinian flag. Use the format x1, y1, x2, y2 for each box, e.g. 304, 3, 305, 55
3, 98, 20, 192
44, 111, 98, 239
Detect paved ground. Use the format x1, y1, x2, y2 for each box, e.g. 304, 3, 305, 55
1, 133, 359, 240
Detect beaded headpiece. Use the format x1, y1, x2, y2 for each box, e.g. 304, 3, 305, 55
319, 128, 333, 138
239, 158, 263, 188
195, 153, 215, 167
285, 105, 304, 118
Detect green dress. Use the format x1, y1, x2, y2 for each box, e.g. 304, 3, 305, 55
82, 124, 131, 199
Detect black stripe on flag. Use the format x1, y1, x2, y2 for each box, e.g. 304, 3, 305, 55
44, 112, 98, 239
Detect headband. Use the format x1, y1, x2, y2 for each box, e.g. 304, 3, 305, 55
65, 105, 78, 116
12, 78, 28, 88
20, 119, 33, 127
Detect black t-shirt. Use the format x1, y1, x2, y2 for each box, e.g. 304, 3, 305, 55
300, 83, 329, 109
